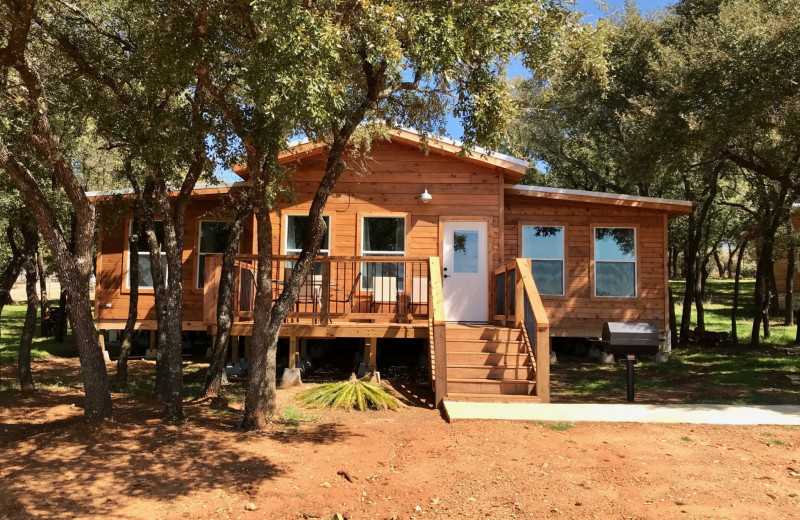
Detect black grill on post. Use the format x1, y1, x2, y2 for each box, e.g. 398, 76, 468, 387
601, 322, 660, 402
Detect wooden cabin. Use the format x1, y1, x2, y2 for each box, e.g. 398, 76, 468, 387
90, 128, 693, 405
771, 206, 800, 310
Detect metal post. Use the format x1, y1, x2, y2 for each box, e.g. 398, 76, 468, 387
626, 355, 635, 402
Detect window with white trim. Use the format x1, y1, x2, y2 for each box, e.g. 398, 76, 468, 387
521, 225, 564, 296
197, 221, 235, 289
361, 216, 406, 290
128, 221, 167, 289
285, 215, 330, 275
594, 227, 637, 297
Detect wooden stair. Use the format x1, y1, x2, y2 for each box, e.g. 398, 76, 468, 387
445, 324, 539, 402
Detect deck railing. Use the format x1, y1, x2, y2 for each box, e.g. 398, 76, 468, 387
493, 262, 516, 325
203, 254, 431, 326
493, 258, 551, 402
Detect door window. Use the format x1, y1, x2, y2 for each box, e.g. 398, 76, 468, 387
452, 230, 479, 274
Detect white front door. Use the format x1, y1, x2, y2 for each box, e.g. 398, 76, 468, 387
442, 220, 488, 322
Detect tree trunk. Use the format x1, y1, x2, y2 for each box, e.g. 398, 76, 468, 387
679, 165, 721, 341
36, 248, 47, 335
768, 265, 780, 317
153, 157, 206, 423
713, 248, 724, 278
18, 222, 39, 393
241, 207, 277, 429
242, 130, 355, 430
55, 291, 68, 343
117, 215, 140, 389
668, 287, 678, 349
0, 224, 24, 340
695, 255, 707, 331
0, 10, 112, 421
762, 286, 771, 339
750, 188, 791, 346
731, 237, 748, 344
680, 243, 698, 341
752, 248, 768, 345
670, 247, 679, 279
203, 207, 249, 399
139, 191, 169, 401
55, 213, 77, 344
785, 245, 795, 326
726, 242, 739, 279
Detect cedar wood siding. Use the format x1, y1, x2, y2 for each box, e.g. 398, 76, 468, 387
94, 140, 503, 326
503, 196, 669, 337
772, 212, 800, 293
94, 197, 257, 328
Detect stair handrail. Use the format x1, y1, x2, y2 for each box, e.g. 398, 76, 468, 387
428, 256, 447, 407
515, 258, 551, 402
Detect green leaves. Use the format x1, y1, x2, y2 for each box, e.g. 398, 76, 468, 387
298, 378, 406, 411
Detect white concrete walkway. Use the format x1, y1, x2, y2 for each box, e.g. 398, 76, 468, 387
442, 401, 800, 425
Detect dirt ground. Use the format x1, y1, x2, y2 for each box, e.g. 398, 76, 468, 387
2, 358, 800, 520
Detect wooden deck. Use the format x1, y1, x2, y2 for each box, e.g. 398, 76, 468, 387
95, 256, 552, 407
207, 321, 429, 339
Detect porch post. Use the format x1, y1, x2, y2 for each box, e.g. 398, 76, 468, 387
320, 259, 330, 325
98, 331, 109, 361
231, 335, 240, 363
288, 336, 299, 370
364, 337, 377, 372
244, 336, 252, 359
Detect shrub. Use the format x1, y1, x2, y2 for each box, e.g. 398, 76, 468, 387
298, 377, 405, 411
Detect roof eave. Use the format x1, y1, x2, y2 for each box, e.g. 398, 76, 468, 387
504, 184, 694, 219
86, 181, 250, 201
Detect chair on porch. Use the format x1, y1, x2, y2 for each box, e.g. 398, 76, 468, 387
284, 266, 318, 321
407, 275, 428, 317
371, 275, 399, 318
329, 272, 361, 316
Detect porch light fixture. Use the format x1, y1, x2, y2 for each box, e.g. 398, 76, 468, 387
419, 188, 432, 204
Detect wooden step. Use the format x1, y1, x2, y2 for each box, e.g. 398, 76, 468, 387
446, 338, 524, 353
446, 351, 530, 366
446, 392, 543, 403
447, 364, 533, 379
445, 325, 521, 341
447, 378, 535, 395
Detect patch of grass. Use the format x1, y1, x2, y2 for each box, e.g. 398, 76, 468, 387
553, 330, 800, 405
206, 407, 235, 416
176, 362, 211, 400
671, 279, 800, 348
0, 381, 20, 392
680, 436, 692, 441
282, 406, 321, 426
1, 304, 79, 363
38, 380, 77, 393
122, 378, 156, 399
769, 439, 784, 446
539, 422, 575, 432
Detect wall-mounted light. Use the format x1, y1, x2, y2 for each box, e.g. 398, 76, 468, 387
419, 188, 432, 204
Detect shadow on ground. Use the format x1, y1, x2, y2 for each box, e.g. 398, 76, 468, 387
0, 389, 358, 519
